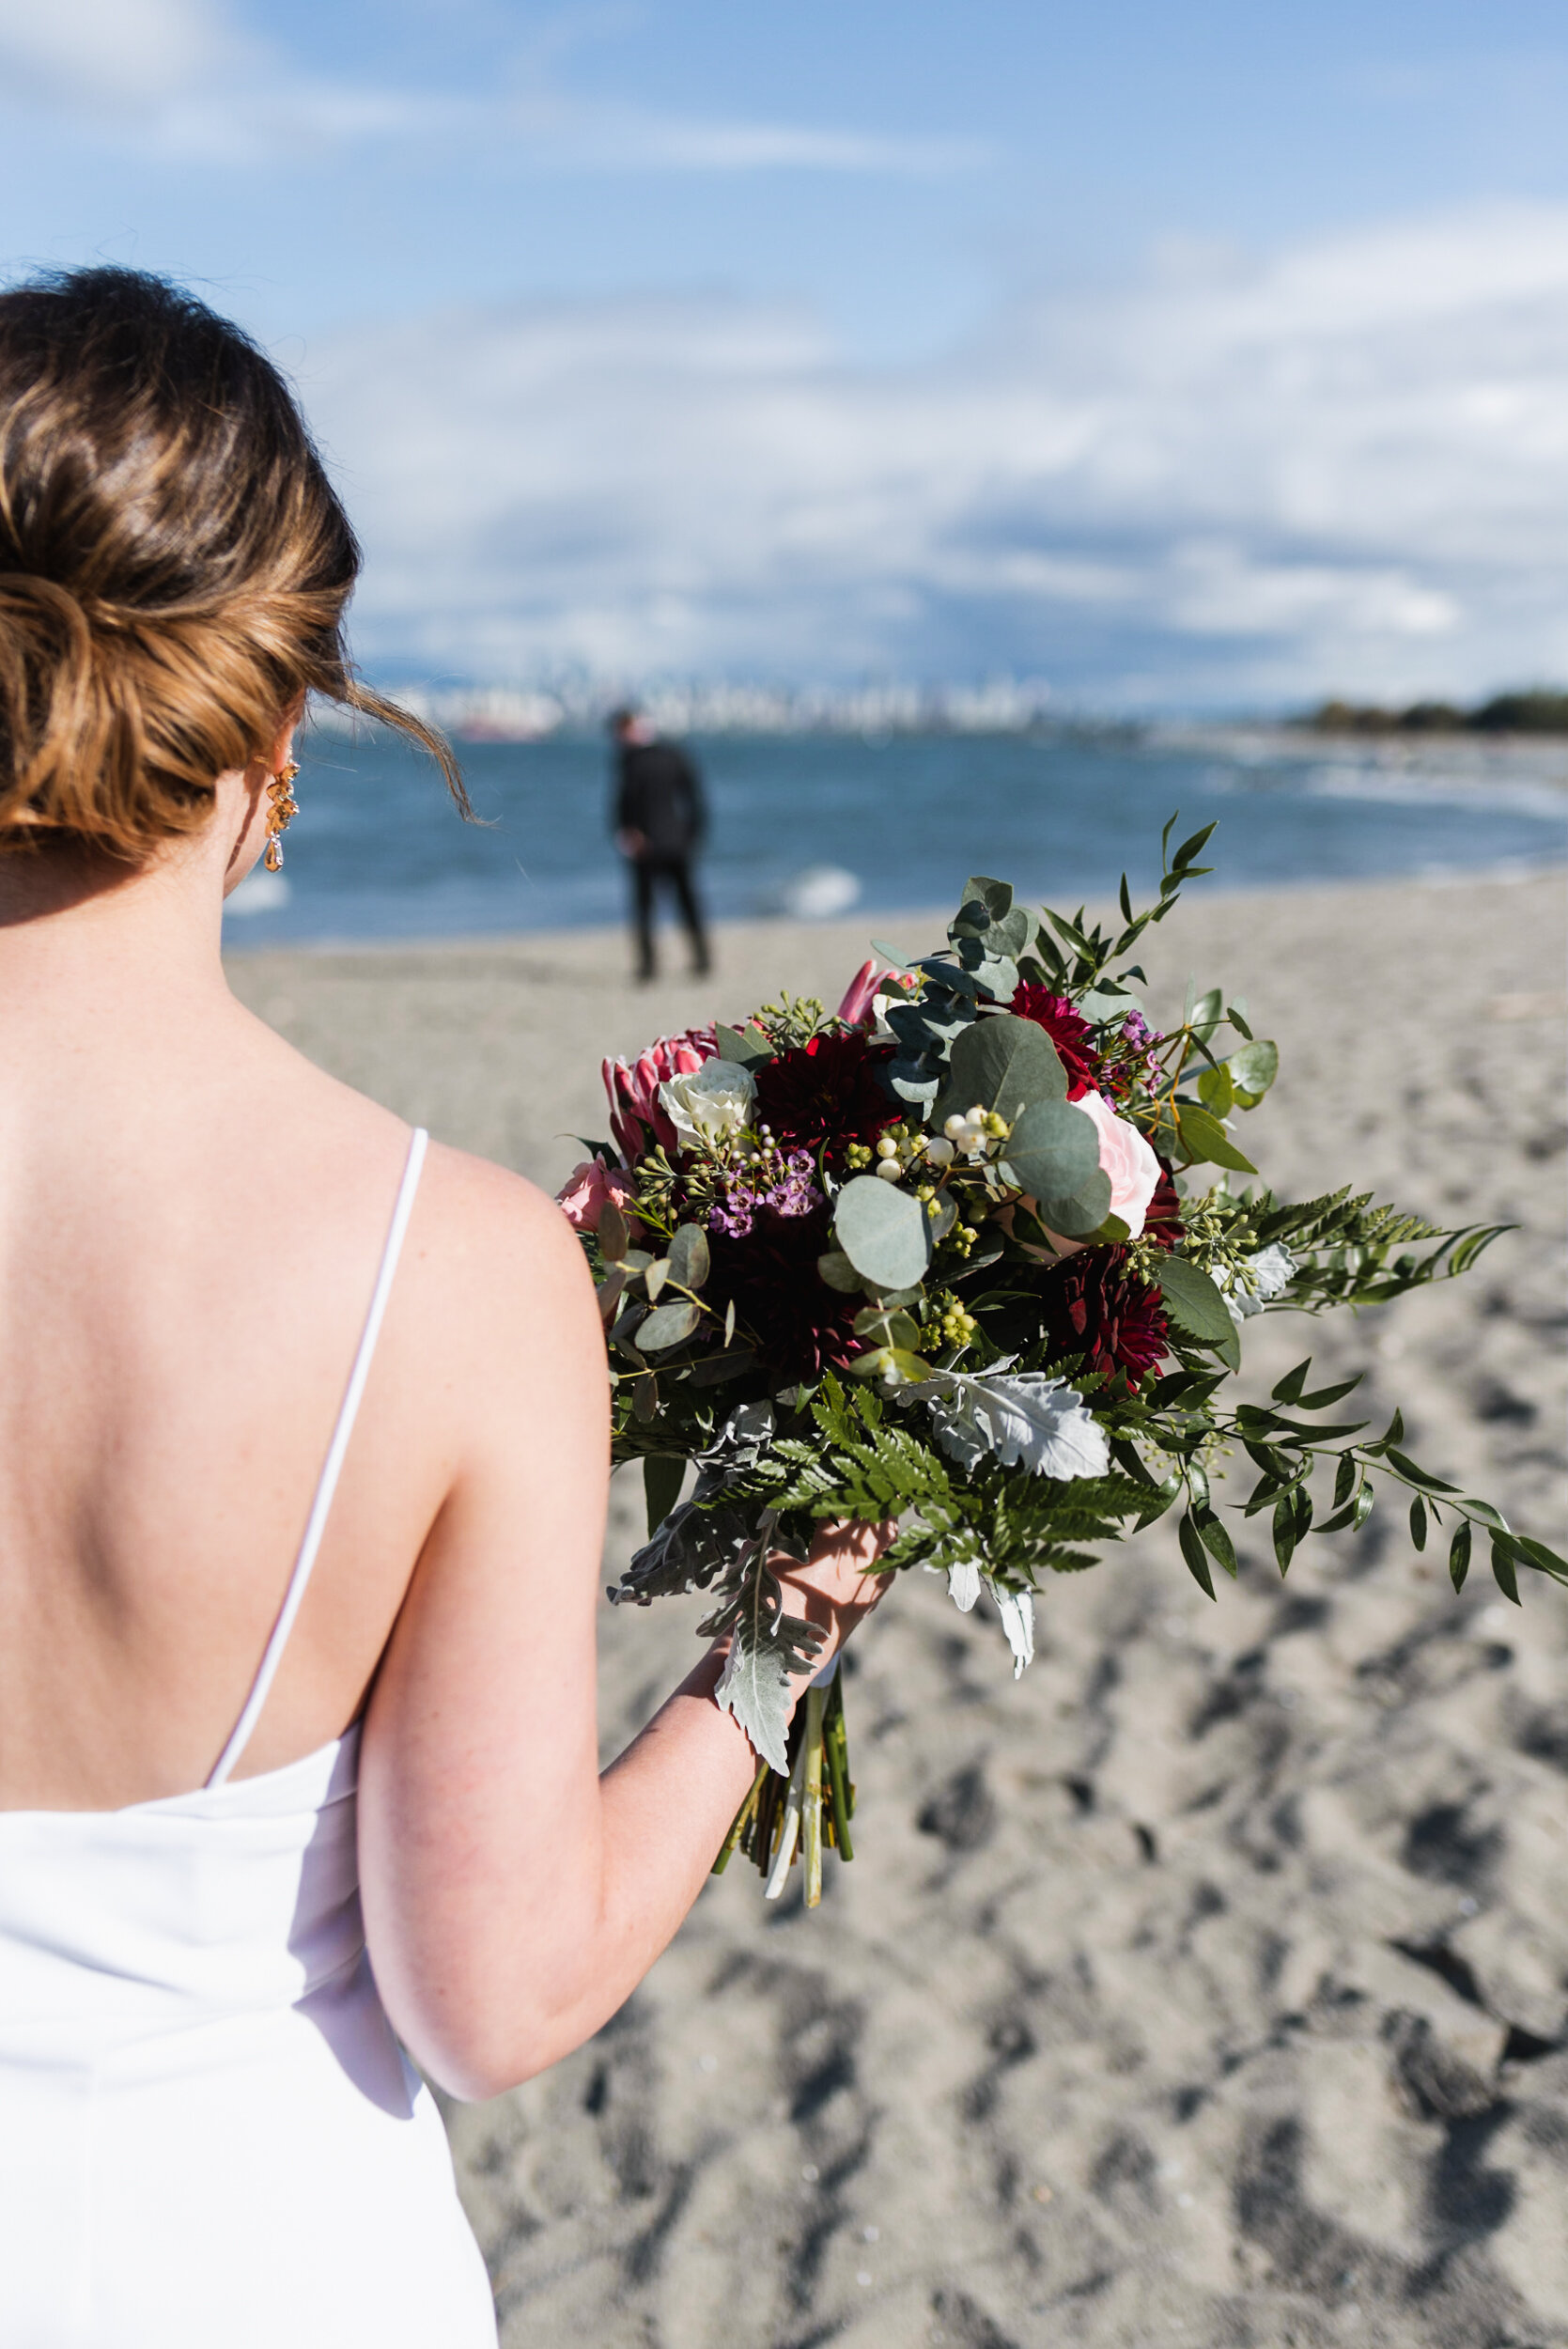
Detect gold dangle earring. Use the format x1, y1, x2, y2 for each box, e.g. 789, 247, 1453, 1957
263, 760, 301, 873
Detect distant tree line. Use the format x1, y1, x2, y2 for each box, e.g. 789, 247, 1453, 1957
1310, 689, 1568, 736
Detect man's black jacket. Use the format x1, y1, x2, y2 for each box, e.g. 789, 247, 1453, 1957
613, 739, 706, 860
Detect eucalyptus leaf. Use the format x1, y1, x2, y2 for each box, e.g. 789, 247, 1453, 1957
853, 1305, 922, 1350
925, 1193, 958, 1245
1197, 1063, 1234, 1117
668, 1223, 710, 1291
636, 1298, 702, 1352
939, 1014, 1066, 1122
713, 1022, 775, 1069
1002, 1097, 1100, 1211
1032, 1169, 1113, 1239
958, 875, 1014, 923
598, 1199, 629, 1261
1228, 1039, 1280, 1101
1078, 980, 1137, 1025
816, 1249, 863, 1293
833, 1174, 933, 1291
849, 1345, 932, 1385
955, 945, 1019, 1003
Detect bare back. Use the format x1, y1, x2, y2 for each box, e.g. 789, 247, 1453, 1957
0, 968, 490, 1809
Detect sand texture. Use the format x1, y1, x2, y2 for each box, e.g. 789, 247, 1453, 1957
229, 871, 1568, 2348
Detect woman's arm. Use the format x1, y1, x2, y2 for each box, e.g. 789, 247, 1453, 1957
357, 1150, 885, 2101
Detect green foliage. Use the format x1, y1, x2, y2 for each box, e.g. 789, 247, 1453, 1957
753, 992, 831, 1050
832, 1174, 933, 1292
591, 817, 1562, 1695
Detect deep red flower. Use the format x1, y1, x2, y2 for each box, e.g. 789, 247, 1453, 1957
1009, 985, 1099, 1099
704, 1202, 863, 1379
1039, 1246, 1170, 1391
1144, 1161, 1182, 1252
753, 1030, 900, 1168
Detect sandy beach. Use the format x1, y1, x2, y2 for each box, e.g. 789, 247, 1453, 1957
229, 870, 1568, 2349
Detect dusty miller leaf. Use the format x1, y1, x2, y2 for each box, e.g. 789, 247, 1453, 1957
912, 1370, 1110, 1481
707, 1556, 827, 1772
985, 1577, 1035, 1677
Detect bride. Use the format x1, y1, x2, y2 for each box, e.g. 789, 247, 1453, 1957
0, 266, 885, 2344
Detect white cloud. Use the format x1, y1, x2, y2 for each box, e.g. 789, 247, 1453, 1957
300, 199, 1568, 706
0, 1, 981, 178
0, 0, 238, 107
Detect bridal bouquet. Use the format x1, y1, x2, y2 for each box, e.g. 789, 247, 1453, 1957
559, 819, 1563, 1905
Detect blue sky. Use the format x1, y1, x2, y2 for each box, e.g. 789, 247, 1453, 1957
7, 0, 1568, 706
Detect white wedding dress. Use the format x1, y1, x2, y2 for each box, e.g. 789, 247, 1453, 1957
0, 1128, 499, 2346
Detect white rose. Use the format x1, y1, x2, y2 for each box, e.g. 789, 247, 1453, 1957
658, 1058, 755, 1151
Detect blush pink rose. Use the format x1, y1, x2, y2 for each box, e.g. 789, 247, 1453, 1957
601, 1025, 718, 1158
1038, 1089, 1162, 1257
556, 1159, 641, 1235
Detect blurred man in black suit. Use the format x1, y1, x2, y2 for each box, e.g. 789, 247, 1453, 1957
609, 707, 711, 982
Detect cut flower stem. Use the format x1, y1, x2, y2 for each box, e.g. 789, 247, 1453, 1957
716, 1657, 858, 1893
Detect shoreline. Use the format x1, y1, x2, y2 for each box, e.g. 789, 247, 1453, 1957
221, 856, 1568, 966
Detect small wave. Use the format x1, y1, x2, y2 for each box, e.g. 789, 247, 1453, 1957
225, 870, 291, 916
768, 866, 862, 920
1299, 764, 1568, 824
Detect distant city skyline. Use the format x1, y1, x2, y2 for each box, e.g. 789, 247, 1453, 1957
8, 2, 1568, 707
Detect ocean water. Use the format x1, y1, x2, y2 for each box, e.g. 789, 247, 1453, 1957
223, 726, 1568, 946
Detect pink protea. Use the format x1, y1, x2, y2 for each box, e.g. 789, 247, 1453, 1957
602, 1025, 718, 1158
836, 960, 916, 1030
555, 1159, 641, 1235
836, 958, 881, 1029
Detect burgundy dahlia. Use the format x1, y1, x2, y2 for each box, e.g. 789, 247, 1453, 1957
704, 1203, 863, 1379
1039, 1246, 1170, 1391
753, 1030, 900, 1168
1144, 1161, 1182, 1252
1009, 985, 1099, 1098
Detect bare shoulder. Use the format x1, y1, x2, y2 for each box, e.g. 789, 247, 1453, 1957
399, 1141, 599, 1390
415, 1141, 585, 1283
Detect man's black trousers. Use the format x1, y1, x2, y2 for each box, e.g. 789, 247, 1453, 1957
631, 854, 709, 979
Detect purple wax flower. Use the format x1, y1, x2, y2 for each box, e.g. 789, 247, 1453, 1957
764, 1148, 823, 1219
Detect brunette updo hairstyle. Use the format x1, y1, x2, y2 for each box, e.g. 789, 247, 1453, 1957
0, 265, 464, 861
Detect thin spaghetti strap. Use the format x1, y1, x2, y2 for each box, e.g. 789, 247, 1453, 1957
208, 1128, 429, 1789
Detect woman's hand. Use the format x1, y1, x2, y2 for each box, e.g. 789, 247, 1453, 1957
768, 1517, 897, 1686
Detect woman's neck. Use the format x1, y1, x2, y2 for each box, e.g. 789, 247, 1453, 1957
0, 806, 244, 1068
